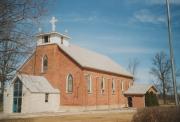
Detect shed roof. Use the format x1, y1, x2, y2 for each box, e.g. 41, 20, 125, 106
124, 83, 157, 95
58, 44, 133, 77
14, 74, 59, 94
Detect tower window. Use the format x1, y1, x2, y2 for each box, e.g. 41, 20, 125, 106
44, 35, 49, 43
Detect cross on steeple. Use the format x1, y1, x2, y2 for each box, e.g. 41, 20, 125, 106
50, 16, 58, 31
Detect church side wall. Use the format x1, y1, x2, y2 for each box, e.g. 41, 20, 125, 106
82, 70, 133, 108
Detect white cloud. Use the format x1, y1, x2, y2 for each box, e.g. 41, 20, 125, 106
75, 36, 167, 55
106, 46, 163, 54
67, 16, 97, 22
136, 68, 152, 83
132, 9, 166, 24
60, 12, 98, 23
78, 41, 164, 55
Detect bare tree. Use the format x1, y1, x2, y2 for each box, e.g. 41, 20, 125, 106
127, 58, 140, 81
0, 0, 46, 110
150, 51, 171, 104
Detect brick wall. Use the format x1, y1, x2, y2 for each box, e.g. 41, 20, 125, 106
82, 70, 132, 106
20, 44, 133, 107
132, 95, 145, 108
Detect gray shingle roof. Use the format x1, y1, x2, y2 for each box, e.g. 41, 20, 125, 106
124, 83, 157, 95
15, 74, 59, 93
58, 44, 133, 77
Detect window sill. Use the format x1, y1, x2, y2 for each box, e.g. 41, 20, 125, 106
66, 92, 73, 94
41, 71, 47, 74
100, 89, 105, 94
88, 92, 93, 95
121, 91, 124, 94
100, 91, 105, 95
112, 90, 115, 95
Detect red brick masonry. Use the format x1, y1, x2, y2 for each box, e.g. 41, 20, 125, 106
20, 44, 133, 107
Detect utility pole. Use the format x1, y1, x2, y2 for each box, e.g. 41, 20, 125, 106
165, 0, 178, 105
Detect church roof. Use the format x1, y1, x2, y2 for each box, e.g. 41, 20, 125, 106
58, 44, 133, 77
14, 74, 59, 94
124, 83, 157, 95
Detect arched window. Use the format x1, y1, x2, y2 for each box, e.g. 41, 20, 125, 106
66, 74, 73, 93
100, 77, 105, 94
42, 55, 48, 72
85, 74, 92, 93
121, 80, 124, 91
13, 78, 22, 113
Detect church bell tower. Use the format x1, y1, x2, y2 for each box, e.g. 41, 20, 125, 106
36, 16, 71, 47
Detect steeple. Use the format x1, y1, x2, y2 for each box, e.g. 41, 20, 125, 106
36, 17, 71, 47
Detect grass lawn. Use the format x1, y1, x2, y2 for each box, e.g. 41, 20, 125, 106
0, 111, 135, 122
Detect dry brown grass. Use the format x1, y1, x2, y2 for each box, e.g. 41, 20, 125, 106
132, 106, 180, 122
0, 112, 134, 122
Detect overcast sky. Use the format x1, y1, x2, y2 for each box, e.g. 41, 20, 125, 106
40, 0, 180, 84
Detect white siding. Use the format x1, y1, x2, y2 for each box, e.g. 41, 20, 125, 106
50, 36, 60, 44
3, 84, 13, 113
22, 89, 60, 113
37, 38, 43, 45
4, 84, 60, 113
37, 34, 69, 47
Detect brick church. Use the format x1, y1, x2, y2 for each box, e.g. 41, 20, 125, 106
3, 17, 157, 113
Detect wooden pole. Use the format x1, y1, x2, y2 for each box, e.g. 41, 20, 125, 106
165, 0, 178, 105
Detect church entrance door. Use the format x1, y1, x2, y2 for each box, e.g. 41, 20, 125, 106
128, 97, 133, 107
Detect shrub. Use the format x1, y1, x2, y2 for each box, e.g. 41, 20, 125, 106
145, 92, 159, 106
131, 106, 180, 122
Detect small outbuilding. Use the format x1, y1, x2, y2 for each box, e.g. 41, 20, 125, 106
124, 83, 158, 108
3, 74, 60, 113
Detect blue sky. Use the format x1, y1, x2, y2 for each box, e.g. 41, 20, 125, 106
40, 0, 180, 84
